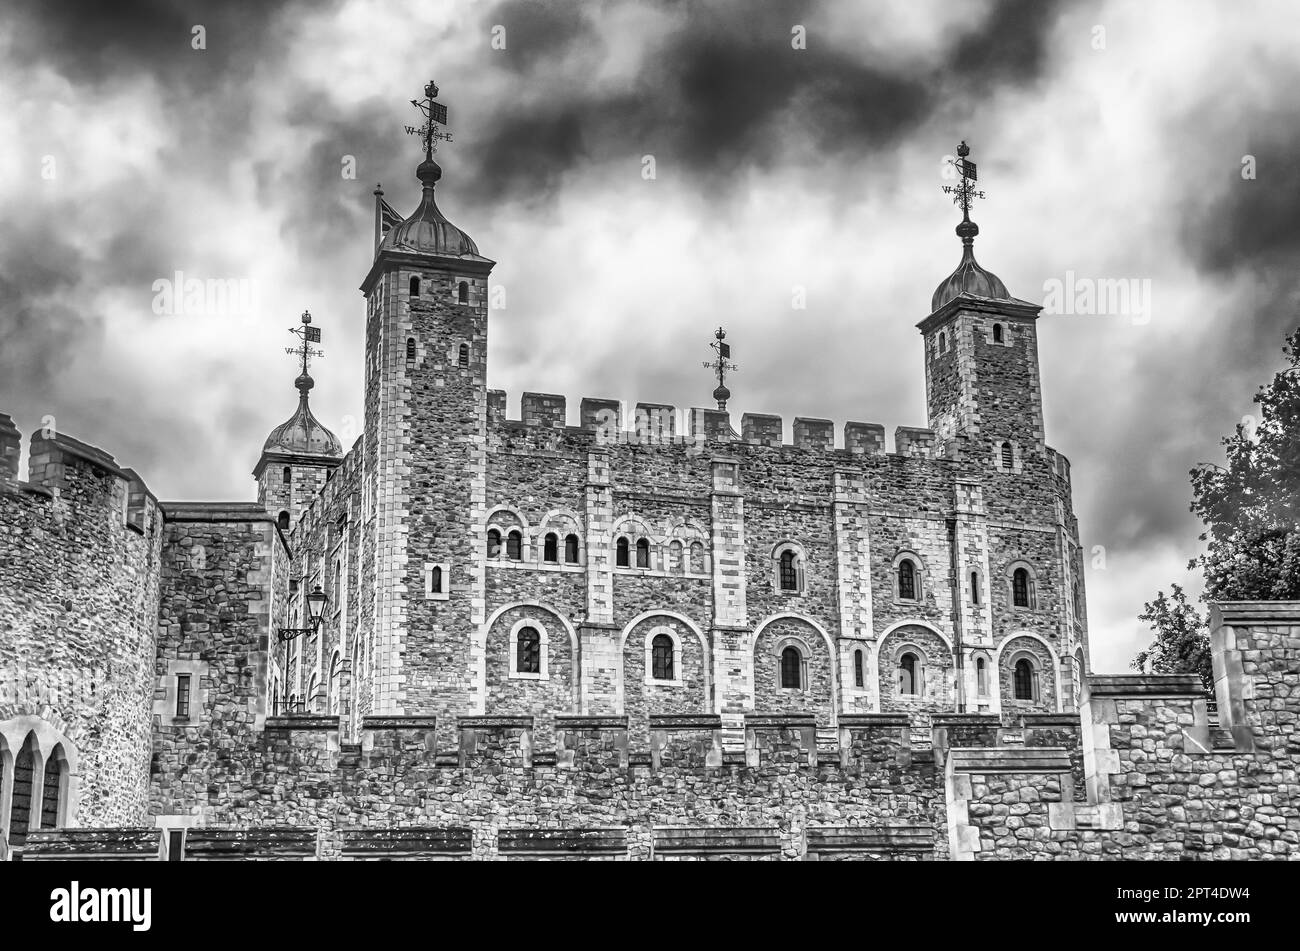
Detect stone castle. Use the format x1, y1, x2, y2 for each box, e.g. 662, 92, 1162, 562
0, 122, 1295, 861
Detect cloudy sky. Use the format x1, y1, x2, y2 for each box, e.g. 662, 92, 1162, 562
3, 0, 1298, 673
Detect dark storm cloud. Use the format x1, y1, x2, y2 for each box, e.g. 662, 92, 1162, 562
462, 0, 1067, 202
4, 0, 311, 83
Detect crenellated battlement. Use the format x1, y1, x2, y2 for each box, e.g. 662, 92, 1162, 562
483, 390, 952, 458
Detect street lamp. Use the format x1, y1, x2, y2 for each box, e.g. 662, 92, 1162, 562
279, 584, 327, 643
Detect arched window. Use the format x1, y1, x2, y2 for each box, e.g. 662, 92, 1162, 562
564, 533, 580, 564
1014, 658, 1035, 700
282, 466, 292, 484
487, 529, 502, 558
778, 550, 798, 591
635, 537, 650, 568
277, 511, 290, 532
458, 343, 470, 368
8, 733, 37, 847
1012, 567, 1031, 607
938, 331, 947, 353
430, 565, 443, 594
651, 634, 674, 681
971, 571, 980, 605
543, 533, 558, 563
668, 540, 683, 573
458, 281, 469, 304
899, 652, 919, 696
409, 275, 421, 296
780, 646, 802, 689
992, 322, 1003, 343
506, 530, 523, 560
976, 656, 988, 696
406, 337, 417, 361
40, 744, 63, 829
897, 559, 917, 601
690, 542, 704, 574
1001, 441, 1013, 469
328, 654, 341, 715
853, 649, 865, 688
1072, 580, 1082, 618
517, 626, 541, 674
616, 536, 630, 567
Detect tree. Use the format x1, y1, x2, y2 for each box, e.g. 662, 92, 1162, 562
1132, 584, 1213, 693
1188, 326, 1300, 599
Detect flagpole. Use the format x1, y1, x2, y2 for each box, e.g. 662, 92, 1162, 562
373, 183, 385, 254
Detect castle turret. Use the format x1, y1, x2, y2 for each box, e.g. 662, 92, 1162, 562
918, 143, 1045, 465
358, 82, 494, 718
254, 318, 343, 533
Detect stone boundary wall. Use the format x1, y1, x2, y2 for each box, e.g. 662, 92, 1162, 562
946, 601, 1300, 860
0, 421, 163, 831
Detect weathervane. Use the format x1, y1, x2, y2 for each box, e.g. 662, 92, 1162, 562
702, 326, 739, 411
405, 80, 452, 161
941, 141, 986, 223
285, 309, 324, 377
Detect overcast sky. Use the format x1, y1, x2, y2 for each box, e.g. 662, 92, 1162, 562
3, 0, 1298, 673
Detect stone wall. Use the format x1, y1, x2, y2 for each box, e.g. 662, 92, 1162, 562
947, 601, 1300, 860
0, 426, 162, 832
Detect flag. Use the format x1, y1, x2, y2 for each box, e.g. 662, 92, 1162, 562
961, 158, 977, 181
719, 342, 731, 359
379, 197, 403, 238
305, 326, 321, 343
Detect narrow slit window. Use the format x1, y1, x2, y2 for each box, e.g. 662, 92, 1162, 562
1001, 441, 1013, 469
853, 649, 864, 688
175, 673, 191, 718
458, 343, 470, 368
971, 571, 980, 605
410, 276, 421, 296
992, 322, 1003, 343
430, 565, 443, 594
458, 281, 469, 303
40, 747, 63, 829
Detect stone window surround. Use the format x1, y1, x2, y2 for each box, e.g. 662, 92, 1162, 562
891, 550, 926, 604
891, 642, 928, 700
972, 650, 993, 697
537, 528, 585, 567
985, 319, 1013, 346
0, 717, 79, 843
1004, 560, 1039, 610
453, 275, 474, 305
993, 439, 1022, 474
1006, 648, 1042, 702
508, 618, 550, 681
155, 658, 209, 728
772, 634, 811, 692
968, 565, 986, 607
424, 561, 450, 600
771, 540, 807, 596
847, 643, 869, 693
643, 626, 684, 686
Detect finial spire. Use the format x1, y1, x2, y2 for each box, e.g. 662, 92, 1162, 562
702, 326, 739, 411
285, 309, 325, 398
941, 140, 987, 250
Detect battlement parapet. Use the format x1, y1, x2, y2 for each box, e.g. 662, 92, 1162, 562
895, 426, 937, 458
0, 412, 20, 481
